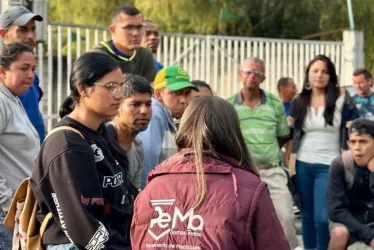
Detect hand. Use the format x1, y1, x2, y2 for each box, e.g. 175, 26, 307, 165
369, 238, 374, 248
367, 157, 374, 173
287, 116, 294, 128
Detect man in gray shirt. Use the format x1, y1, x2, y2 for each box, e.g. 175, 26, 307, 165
106, 74, 152, 189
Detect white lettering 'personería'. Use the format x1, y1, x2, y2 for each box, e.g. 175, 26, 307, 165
147, 199, 204, 241
51, 193, 74, 243
86, 222, 109, 250
102, 172, 124, 188
90, 144, 104, 162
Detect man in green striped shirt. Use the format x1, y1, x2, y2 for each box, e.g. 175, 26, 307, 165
228, 57, 299, 249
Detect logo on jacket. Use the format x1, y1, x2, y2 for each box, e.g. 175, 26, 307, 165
91, 144, 104, 162
147, 199, 204, 241
85, 222, 109, 250
103, 172, 124, 188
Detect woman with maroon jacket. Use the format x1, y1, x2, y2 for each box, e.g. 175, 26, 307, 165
131, 96, 290, 250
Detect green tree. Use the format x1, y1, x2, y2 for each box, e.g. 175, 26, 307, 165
47, 0, 374, 73
314, 0, 374, 75
48, 0, 134, 26
133, 0, 252, 35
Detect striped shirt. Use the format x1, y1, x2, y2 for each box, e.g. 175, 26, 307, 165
227, 89, 290, 166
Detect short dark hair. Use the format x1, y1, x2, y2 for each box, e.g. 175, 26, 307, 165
0, 42, 33, 70
111, 4, 141, 22
349, 118, 374, 138
122, 74, 153, 98
277, 77, 291, 92
353, 68, 372, 80
191, 80, 213, 94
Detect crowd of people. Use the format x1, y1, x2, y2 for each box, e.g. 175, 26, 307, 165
1, 3, 374, 250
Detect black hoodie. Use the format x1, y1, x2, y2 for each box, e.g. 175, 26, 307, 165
31, 116, 132, 249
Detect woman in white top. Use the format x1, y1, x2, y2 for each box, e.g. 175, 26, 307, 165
0, 43, 40, 248
287, 55, 359, 250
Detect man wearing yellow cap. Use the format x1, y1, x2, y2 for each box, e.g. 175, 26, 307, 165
138, 66, 198, 188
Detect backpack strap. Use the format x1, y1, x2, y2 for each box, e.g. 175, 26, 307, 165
44, 126, 84, 141
38, 126, 84, 236
341, 150, 356, 190
39, 212, 52, 236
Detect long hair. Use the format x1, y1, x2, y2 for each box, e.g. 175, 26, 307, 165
293, 55, 340, 128
175, 96, 257, 209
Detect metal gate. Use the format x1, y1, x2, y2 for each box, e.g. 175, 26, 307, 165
37, 22, 345, 131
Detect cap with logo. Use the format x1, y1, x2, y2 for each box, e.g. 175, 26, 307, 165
0, 6, 43, 29
153, 66, 199, 91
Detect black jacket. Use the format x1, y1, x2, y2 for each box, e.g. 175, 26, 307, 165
91, 40, 156, 82
31, 116, 132, 249
328, 151, 374, 245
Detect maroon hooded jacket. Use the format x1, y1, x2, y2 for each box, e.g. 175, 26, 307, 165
131, 149, 290, 250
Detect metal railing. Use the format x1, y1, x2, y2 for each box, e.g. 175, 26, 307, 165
36, 22, 344, 131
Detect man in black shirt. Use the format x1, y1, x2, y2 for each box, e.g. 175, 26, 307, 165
328, 119, 374, 249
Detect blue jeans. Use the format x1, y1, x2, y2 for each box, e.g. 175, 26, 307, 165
296, 160, 330, 250
0, 211, 13, 250
47, 244, 78, 250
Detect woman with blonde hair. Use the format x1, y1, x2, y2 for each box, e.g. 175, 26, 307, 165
131, 96, 289, 249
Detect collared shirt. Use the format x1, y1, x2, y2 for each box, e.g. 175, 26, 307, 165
227, 89, 290, 166
137, 98, 178, 188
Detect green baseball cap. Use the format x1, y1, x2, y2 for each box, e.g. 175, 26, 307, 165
153, 66, 199, 91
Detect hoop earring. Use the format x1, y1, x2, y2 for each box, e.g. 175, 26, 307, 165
304, 83, 312, 90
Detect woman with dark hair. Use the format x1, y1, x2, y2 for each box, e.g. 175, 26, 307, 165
0, 43, 39, 249
131, 96, 290, 250
31, 52, 132, 250
286, 55, 359, 250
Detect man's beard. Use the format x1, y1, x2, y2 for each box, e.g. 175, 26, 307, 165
130, 126, 148, 134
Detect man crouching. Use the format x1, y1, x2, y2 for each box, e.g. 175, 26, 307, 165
328, 118, 374, 249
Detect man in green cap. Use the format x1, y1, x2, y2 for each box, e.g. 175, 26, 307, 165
138, 66, 198, 188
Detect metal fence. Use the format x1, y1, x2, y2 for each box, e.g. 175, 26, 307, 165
37, 22, 345, 131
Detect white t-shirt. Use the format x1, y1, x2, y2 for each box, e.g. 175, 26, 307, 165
297, 94, 344, 165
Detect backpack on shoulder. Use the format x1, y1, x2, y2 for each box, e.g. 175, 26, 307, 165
3, 126, 83, 250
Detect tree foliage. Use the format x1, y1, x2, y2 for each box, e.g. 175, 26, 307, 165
48, 0, 134, 26
47, 0, 374, 72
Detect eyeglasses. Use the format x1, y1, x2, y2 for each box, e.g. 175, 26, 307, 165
94, 82, 124, 95
118, 25, 145, 34
241, 68, 265, 77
